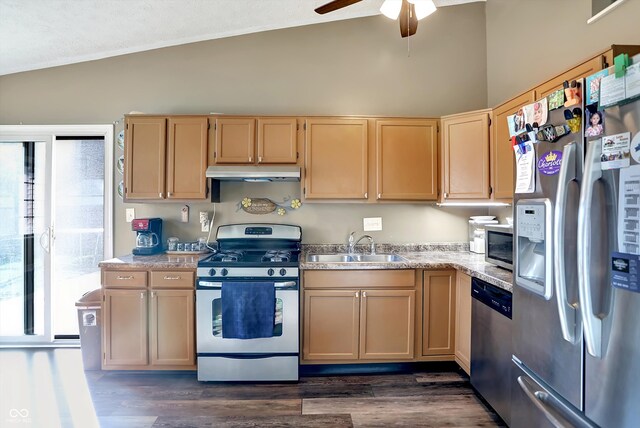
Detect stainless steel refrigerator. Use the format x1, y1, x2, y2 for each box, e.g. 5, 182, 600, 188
512, 80, 640, 427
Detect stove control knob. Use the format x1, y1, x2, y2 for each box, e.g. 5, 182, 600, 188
209, 268, 216, 276
279, 268, 287, 276
221, 268, 228, 276
268, 268, 275, 276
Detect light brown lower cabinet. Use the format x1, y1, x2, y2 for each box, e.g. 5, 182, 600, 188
454, 272, 472, 374
420, 270, 456, 357
102, 269, 196, 370
103, 289, 148, 366
302, 270, 415, 363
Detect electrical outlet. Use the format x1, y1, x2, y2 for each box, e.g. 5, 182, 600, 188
200, 212, 209, 232
181, 205, 189, 223
363, 217, 382, 231
125, 208, 135, 223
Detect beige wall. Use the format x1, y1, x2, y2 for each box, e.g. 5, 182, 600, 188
486, 0, 640, 106
0, 4, 490, 256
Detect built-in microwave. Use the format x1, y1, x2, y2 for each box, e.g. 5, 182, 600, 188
485, 224, 513, 271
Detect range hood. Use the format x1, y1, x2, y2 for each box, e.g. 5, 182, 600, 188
205, 165, 300, 182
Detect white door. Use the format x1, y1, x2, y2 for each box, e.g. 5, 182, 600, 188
0, 126, 113, 344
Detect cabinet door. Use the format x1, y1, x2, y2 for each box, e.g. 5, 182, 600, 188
360, 289, 415, 360
304, 119, 368, 199
124, 116, 166, 200
103, 289, 148, 367
422, 270, 456, 356
455, 272, 472, 374
303, 289, 360, 360
376, 119, 438, 201
534, 55, 605, 99
214, 118, 256, 164
257, 118, 298, 164
442, 112, 490, 200
492, 92, 535, 200
167, 117, 208, 199
149, 289, 195, 366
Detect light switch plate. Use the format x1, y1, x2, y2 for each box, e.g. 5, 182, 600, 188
363, 217, 382, 231
181, 205, 189, 223
200, 212, 209, 232
125, 208, 135, 223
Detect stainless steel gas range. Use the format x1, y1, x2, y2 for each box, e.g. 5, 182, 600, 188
195, 223, 301, 381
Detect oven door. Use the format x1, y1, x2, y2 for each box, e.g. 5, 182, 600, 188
196, 280, 299, 354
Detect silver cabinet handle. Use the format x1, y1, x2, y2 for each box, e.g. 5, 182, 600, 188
140, 292, 144, 299
159, 192, 163, 198
554, 142, 579, 344
117, 275, 133, 280
355, 291, 359, 298
578, 139, 603, 358
377, 193, 381, 199
151, 291, 155, 298
362, 291, 367, 298
444, 192, 449, 199
163, 276, 181, 280
364, 192, 368, 198
249, 156, 252, 162
258, 156, 263, 163
168, 192, 172, 197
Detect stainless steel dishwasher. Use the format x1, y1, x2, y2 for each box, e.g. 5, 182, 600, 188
470, 277, 512, 425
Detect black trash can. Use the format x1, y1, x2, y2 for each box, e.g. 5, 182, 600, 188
75, 289, 102, 370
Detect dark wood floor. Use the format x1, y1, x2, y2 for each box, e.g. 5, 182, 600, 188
0, 349, 505, 427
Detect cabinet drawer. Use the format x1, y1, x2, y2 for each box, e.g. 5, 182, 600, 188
304, 270, 415, 289
102, 270, 147, 288
150, 271, 195, 289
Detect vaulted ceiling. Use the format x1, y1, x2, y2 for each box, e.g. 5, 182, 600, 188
0, 0, 484, 76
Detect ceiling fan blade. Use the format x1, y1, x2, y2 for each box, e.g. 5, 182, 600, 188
314, 0, 363, 14
399, 0, 418, 38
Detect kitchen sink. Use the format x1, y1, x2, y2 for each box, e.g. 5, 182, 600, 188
306, 253, 408, 263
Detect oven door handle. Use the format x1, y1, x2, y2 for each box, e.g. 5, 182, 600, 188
197, 280, 297, 290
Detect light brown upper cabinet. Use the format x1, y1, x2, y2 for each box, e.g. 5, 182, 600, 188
124, 115, 208, 201
534, 55, 606, 100
213, 117, 256, 164
257, 118, 298, 164
492, 92, 535, 200
125, 116, 167, 200
304, 118, 368, 200
376, 119, 438, 201
210, 117, 298, 165
441, 110, 491, 200
167, 117, 208, 199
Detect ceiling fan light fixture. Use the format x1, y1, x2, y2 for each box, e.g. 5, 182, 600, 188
380, 0, 402, 19
408, 0, 437, 19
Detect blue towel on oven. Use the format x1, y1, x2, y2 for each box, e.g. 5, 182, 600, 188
221, 282, 275, 339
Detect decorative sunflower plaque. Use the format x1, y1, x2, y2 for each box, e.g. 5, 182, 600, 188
239, 196, 302, 216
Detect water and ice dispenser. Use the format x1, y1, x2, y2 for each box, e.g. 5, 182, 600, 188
515, 200, 553, 299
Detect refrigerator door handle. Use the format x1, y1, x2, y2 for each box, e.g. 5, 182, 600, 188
578, 139, 603, 358
517, 375, 593, 428
554, 142, 579, 344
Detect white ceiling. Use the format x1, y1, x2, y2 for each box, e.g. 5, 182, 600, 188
0, 0, 484, 76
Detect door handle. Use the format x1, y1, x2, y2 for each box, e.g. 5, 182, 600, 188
578, 139, 603, 358
517, 376, 574, 428
554, 142, 579, 344
39, 227, 51, 253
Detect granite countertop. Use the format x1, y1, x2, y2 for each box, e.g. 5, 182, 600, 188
98, 253, 210, 270
300, 244, 513, 292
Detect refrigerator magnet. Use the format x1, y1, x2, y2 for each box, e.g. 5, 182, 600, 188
585, 107, 604, 138
586, 69, 609, 106
547, 89, 565, 110
601, 132, 631, 170
537, 151, 563, 176
631, 133, 640, 163
611, 252, 640, 293
523, 99, 548, 127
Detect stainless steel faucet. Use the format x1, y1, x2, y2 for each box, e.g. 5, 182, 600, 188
348, 231, 376, 255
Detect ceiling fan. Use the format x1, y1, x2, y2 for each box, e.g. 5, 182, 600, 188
314, 0, 437, 38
